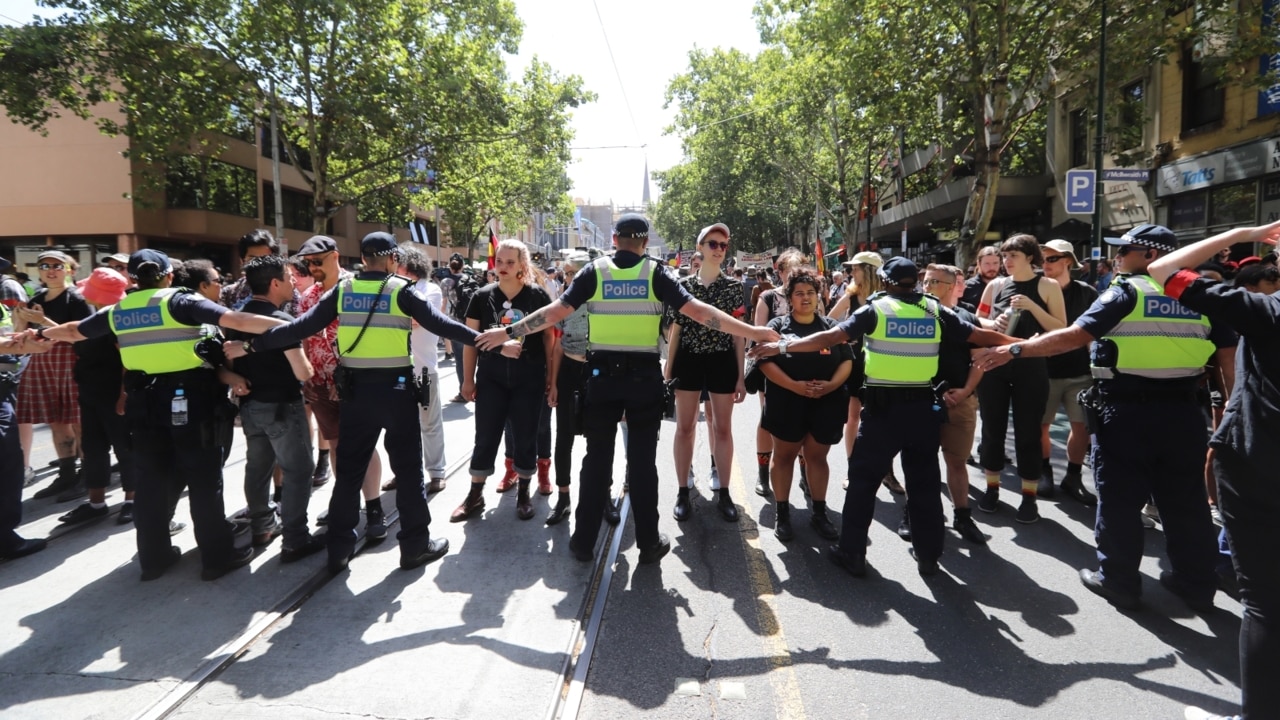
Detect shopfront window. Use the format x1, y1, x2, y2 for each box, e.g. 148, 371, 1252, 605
1209, 182, 1258, 228
1169, 191, 1208, 231
262, 183, 316, 232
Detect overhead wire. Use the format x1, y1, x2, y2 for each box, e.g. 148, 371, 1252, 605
590, 0, 644, 147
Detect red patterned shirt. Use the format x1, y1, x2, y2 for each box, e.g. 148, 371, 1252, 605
298, 271, 351, 388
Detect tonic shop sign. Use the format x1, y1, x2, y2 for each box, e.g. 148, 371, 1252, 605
1156, 136, 1280, 197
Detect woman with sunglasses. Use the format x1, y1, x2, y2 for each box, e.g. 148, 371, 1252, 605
666, 223, 746, 523
452, 240, 554, 523
974, 234, 1067, 523
13, 251, 92, 501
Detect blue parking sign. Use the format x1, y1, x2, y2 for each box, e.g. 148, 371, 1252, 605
1065, 170, 1096, 215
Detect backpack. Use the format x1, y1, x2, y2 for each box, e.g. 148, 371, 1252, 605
450, 273, 480, 321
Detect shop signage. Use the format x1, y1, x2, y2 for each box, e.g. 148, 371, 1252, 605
1156, 137, 1280, 197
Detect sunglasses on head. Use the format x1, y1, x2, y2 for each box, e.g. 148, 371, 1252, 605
702, 240, 729, 251
38, 262, 65, 271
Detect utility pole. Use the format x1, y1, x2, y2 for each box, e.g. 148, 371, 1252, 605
1091, 0, 1108, 257
269, 77, 286, 254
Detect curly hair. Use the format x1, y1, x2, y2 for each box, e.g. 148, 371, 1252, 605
785, 266, 822, 304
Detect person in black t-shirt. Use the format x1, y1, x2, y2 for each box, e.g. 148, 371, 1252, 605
223, 255, 324, 561
1037, 240, 1098, 505
54, 268, 138, 526
757, 268, 851, 543
452, 240, 554, 524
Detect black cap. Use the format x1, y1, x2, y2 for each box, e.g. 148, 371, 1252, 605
297, 235, 338, 256
614, 213, 650, 239
0, 256, 11, 272
1104, 223, 1177, 253
127, 249, 173, 278
360, 231, 398, 257
879, 256, 919, 287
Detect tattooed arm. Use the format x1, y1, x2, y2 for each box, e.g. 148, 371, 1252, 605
680, 298, 776, 342
474, 299, 574, 350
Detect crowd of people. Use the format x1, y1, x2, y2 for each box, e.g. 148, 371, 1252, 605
2, 215, 1278, 720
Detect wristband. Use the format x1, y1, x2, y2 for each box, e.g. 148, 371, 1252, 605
243, 339, 255, 354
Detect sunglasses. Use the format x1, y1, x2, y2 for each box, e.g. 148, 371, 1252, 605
922, 278, 954, 286
1115, 245, 1145, 256
303, 256, 329, 267
702, 240, 729, 251
1042, 255, 1069, 264
38, 263, 66, 271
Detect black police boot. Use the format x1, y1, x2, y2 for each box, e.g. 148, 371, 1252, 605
34, 457, 79, 500
1037, 460, 1055, 498
1060, 469, 1097, 506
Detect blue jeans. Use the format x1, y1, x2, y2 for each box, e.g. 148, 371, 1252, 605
240, 398, 315, 548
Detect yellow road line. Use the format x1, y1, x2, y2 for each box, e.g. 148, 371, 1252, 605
729, 458, 808, 720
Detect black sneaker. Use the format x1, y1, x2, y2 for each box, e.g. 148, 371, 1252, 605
365, 508, 388, 541
952, 513, 987, 544
774, 516, 794, 542
117, 502, 135, 525
401, 538, 449, 569
810, 512, 839, 540
201, 546, 254, 581
58, 502, 109, 525
978, 486, 1000, 513
280, 535, 326, 563
638, 534, 671, 564
1015, 496, 1040, 524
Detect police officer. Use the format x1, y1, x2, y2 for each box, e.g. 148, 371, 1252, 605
38, 250, 286, 580
474, 214, 778, 565
229, 232, 519, 574
974, 224, 1235, 612
752, 257, 1010, 578
0, 256, 47, 560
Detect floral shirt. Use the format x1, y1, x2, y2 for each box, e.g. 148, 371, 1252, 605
670, 273, 745, 354
297, 270, 351, 388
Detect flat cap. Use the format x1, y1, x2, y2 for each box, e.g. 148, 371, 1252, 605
297, 235, 338, 256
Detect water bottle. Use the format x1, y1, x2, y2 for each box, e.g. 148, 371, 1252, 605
1005, 308, 1023, 337
171, 388, 188, 426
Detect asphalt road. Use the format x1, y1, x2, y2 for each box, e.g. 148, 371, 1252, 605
1, 360, 1244, 719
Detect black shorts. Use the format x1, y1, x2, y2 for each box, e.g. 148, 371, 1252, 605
761, 383, 848, 445
672, 349, 738, 394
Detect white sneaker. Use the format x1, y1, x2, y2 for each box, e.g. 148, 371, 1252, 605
1210, 505, 1224, 527
709, 465, 720, 490
23, 466, 36, 487
687, 468, 696, 488
1142, 503, 1161, 525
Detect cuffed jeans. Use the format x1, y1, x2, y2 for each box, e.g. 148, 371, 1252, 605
240, 398, 315, 548
470, 357, 545, 478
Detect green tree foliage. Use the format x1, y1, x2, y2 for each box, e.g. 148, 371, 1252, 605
421, 59, 587, 259
0, 0, 584, 238
657, 0, 1277, 266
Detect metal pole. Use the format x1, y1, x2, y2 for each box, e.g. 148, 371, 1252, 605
1092, 0, 1107, 257
269, 77, 286, 254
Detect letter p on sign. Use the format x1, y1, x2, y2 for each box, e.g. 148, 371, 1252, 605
1065, 169, 1096, 215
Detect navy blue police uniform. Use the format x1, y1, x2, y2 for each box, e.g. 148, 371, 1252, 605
249, 233, 480, 572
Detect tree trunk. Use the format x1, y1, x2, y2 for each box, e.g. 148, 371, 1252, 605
957, 79, 1008, 268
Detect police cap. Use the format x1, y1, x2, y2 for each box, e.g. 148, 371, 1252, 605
127, 249, 172, 279
1104, 224, 1177, 253
879, 256, 919, 287
360, 231, 398, 257
614, 213, 650, 239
